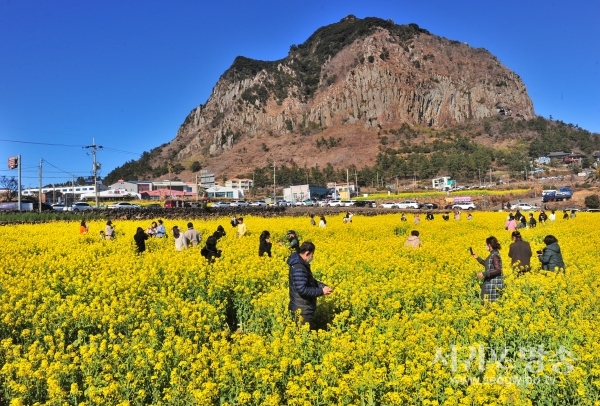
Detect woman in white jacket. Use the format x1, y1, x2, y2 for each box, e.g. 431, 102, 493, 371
172, 226, 189, 251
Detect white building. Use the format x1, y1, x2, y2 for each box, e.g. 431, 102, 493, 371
284, 184, 328, 203
22, 184, 108, 200
432, 177, 454, 190
205, 185, 245, 199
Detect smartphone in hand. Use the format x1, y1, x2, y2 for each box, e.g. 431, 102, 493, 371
469, 247, 474, 255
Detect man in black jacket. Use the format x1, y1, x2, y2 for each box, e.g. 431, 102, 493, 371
287, 242, 332, 329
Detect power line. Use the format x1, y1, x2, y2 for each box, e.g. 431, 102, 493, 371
0, 138, 85, 148
0, 138, 143, 156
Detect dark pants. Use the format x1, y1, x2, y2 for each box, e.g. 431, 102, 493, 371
290, 308, 316, 330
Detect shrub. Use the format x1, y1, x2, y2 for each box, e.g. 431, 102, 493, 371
584, 194, 600, 209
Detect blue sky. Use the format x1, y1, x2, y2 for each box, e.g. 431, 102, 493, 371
1, 0, 598, 186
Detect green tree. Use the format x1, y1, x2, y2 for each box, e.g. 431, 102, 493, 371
190, 161, 202, 172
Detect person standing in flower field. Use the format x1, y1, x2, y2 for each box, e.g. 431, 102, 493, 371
258, 230, 272, 257
201, 235, 221, 263
155, 219, 166, 237
471, 236, 504, 302
287, 241, 332, 330
404, 230, 422, 248
309, 214, 316, 226
79, 220, 88, 235
278, 230, 299, 253
172, 226, 189, 251
133, 227, 149, 253
505, 215, 517, 231
508, 231, 532, 274
105, 220, 115, 240
237, 217, 247, 238
184, 222, 202, 246
319, 216, 327, 228
537, 235, 566, 271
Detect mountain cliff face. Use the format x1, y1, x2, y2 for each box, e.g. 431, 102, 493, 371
166, 16, 534, 177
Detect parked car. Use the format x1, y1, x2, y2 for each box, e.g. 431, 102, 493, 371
513, 203, 539, 211
397, 200, 419, 209
380, 202, 399, 209
250, 200, 267, 207
51, 203, 65, 211
317, 200, 329, 207
452, 202, 476, 210
108, 202, 141, 209
164, 200, 191, 208
211, 201, 230, 208
354, 200, 376, 208
277, 200, 291, 206
586, 208, 600, 212
230, 200, 249, 207
295, 200, 315, 206
64, 202, 95, 212
144, 203, 163, 209
328, 200, 343, 207
341, 201, 355, 207
419, 202, 439, 210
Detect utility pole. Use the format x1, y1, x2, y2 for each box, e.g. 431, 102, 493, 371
72, 175, 75, 206
84, 140, 103, 208
18, 155, 21, 210
346, 168, 350, 199
39, 158, 43, 213
168, 164, 173, 199
272, 162, 276, 204
478, 169, 481, 187
489, 167, 492, 185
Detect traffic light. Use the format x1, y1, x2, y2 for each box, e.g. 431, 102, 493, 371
8, 156, 18, 169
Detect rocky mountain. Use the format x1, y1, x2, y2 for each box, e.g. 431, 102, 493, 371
113, 16, 538, 182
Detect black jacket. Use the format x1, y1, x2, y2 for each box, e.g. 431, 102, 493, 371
259, 239, 272, 257
201, 241, 221, 262
287, 252, 324, 314
134, 232, 149, 252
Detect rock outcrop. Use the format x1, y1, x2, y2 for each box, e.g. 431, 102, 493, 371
167, 16, 534, 175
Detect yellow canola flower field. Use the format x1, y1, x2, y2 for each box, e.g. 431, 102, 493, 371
0, 213, 598, 405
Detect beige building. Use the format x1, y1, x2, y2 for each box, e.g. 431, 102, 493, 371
225, 178, 253, 190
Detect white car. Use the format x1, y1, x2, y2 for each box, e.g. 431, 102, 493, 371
250, 200, 267, 207
452, 203, 476, 210
341, 201, 355, 207
328, 200, 343, 207
513, 203, 538, 211
64, 202, 95, 212
211, 201, 230, 208
397, 200, 419, 209
380, 202, 399, 209
229, 200, 249, 207
317, 200, 329, 207
108, 202, 141, 209
51, 203, 65, 211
